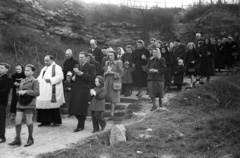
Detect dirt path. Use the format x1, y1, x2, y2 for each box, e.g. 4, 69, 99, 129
1, 74, 218, 158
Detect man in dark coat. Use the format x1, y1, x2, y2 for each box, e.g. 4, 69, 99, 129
62, 49, 78, 80
68, 52, 96, 132
0, 63, 12, 143
88, 39, 104, 65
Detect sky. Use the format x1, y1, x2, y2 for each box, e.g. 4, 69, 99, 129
81, 0, 201, 8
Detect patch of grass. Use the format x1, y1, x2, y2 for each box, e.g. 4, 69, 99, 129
39, 73, 240, 158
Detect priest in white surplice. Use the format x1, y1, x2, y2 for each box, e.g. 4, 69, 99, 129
36, 55, 65, 127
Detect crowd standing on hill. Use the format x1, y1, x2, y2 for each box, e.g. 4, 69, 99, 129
0, 32, 239, 147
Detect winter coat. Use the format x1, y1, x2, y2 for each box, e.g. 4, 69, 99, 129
198, 44, 215, 76
132, 48, 150, 88
147, 57, 166, 81
63, 57, 79, 80
17, 77, 40, 109
0, 74, 12, 106
68, 62, 96, 116
89, 86, 106, 111
162, 51, 173, 86
104, 60, 123, 103
88, 47, 104, 65
174, 65, 185, 85
185, 49, 199, 75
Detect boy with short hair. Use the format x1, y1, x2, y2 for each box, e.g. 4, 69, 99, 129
0, 63, 13, 143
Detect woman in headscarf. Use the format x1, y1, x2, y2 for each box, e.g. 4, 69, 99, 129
10, 65, 26, 120
132, 40, 150, 97
146, 48, 166, 111
116, 47, 125, 60
198, 38, 215, 83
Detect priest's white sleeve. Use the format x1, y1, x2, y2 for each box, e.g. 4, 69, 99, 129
50, 65, 64, 85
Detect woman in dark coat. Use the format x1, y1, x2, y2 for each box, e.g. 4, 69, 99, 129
225, 37, 237, 72
215, 39, 226, 71
185, 42, 199, 87
198, 38, 215, 83
132, 40, 150, 97
160, 46, 173, 92
10, 65, 25, 119
146, 48, 166, 111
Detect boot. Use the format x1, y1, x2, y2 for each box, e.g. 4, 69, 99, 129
150, 98, 157, 111
9, 124, 21, 146
159, 98, 162, 107
24, 124, 34, 147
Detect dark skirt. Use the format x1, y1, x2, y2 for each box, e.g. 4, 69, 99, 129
164, 66, 172, 86
37, 108, 62, 124
133, 64, 148, 88
148, 81, 164, 98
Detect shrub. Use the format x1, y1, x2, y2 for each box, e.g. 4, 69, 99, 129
0, 24, 87, 75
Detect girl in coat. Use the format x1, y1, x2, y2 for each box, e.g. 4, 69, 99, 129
10, 65, 25, 120
147, 48, 166, 111
9, 64, 39, 147
122, 61, 133, 96
89, 76, 106, 133
174, 59, 185, 91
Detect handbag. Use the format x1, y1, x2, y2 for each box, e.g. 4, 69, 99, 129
188, 67, 195, 73
18, 94, 34, 106
113, 80, 122, 91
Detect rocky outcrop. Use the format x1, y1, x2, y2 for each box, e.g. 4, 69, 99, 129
0, 0, 144, 46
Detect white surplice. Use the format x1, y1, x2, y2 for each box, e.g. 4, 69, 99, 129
36, 62, 65, 109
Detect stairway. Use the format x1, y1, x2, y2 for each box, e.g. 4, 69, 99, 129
60, 91, 150, 118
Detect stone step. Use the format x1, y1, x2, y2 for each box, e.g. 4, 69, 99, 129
105, 102, 129, 110
103, 109, 127, 117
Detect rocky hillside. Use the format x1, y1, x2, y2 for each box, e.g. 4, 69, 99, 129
0, 0, 240, 47
0, 0, 148, 46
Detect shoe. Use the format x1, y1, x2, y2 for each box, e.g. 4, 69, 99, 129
74, 128, 83, 132
0, 138, 6, 143
150, 106, 157, 111
92, 130, 99, 133
38, 123, 50, 127
9, 138, 21, 146
24, 137, 34, 147
52, 123, 61, 126
101, 125, 106, 131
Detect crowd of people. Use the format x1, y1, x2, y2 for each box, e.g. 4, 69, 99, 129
0, 32, 239, 147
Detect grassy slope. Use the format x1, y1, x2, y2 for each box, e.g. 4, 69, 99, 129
39, 74, 240, 158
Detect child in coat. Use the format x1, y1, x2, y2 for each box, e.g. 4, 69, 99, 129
122, 61, 133, 96
174, 59, 185, 91
89, 76, 107, 133
63, 71, 72, 108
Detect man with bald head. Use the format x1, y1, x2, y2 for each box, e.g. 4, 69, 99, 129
87, 39, 104, 65
63, 49, 78, 80
36, 55, 65, 127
